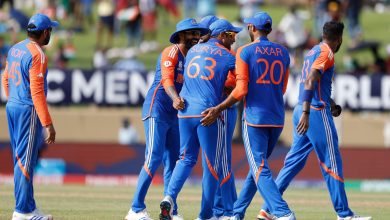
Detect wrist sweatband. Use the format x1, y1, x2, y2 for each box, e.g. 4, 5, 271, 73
300, 89, 314, 103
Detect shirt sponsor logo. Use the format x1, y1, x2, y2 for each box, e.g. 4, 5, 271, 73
164, 61, 172, 67
177, 61, 183, 71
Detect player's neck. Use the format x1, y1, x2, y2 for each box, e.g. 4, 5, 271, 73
323, 40, 336, 53
28, 37, 43, 47
177, 43, 189, 56
252, 32, 261, 41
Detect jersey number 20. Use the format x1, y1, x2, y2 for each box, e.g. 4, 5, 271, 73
256, 58, 284, 85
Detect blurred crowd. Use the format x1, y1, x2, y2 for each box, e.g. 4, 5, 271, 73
0, 0, 390, 74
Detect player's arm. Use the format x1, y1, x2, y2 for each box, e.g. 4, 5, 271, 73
297, 49, 333, 134
2, 61, 9, 98
201, 50, 248, 126
296, 68, 321, 134
161, 47, 184, 110
224, 70, 236, 95
29, 53, 56, 144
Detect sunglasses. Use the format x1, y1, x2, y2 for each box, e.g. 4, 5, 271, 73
184, 30, 201, 36
225, 31, 236, 37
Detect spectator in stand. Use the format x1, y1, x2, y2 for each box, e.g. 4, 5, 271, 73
237, 0, 263, 21
158, 0, 180, 18
310, 0, 341, 40
96, 0, 115, 50
81, 0, 94, 28
183, 0, 197, 18
116, 0, 143, 48
40, 0, 57, 20
326, 0, 342, 21
344, 0, 363, 48
93, 47, 110, 69
197, 0, 216, 18
118, 118, 140, 145
53, 42, 69, 69
277, 4, 309, 72
140, 0, 159, 52
0, 0, 13, 9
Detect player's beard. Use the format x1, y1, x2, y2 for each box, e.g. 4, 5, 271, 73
185, 37, 199, 49
43, 34, 51, 46
334, 43, 341, 53
334, 41, 342, 53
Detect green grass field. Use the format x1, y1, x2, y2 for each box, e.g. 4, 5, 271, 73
1, 184, 389, 219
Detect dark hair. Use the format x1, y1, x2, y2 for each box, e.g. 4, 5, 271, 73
259, 23, 272, 35
27, 24, 44, 39
322, 21, 344, 41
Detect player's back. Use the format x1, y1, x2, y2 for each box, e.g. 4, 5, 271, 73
179, 39, 235, 117
237, 37, 290, 126
142, 44, 185, 121
6, 39, 48, 106
298, 42, 334, 109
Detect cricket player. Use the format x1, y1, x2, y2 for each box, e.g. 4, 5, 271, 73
201, 12, 295, 220
257, 21, 372, 220
125, 18, 208, 220
159, 19, 241, 220
199, 15, 238, 219
2, 13, 57, 220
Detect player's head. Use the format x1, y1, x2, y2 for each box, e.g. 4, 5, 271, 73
199, 15, 219, 43
244, 12, 272, 41
209, 19, 242, 50
170, 18, 209, 49
322, 21, 344, 53
27, 13, 59, 46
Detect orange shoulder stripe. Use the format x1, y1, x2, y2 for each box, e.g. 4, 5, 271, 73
26, 42, 52, 126
161, 45, 179, 89
312, 43, 334, 73
231, 45, 250, 100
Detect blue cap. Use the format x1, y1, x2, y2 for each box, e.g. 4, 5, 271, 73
199, 15, 219, 28
243, 12, 272, 31
169, 18, 209, 43
27, 13, 59, 31
209, 19, 242, 36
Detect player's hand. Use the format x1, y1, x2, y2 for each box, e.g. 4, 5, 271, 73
173, 97, 185, 110
44, 124, 56, 144
331, 104, 342, 117
200, 106, 221, 126
296, 113, 310, 135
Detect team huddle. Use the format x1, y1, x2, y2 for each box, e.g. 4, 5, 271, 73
124, 11, 372, 220
2, 12, 372, 220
